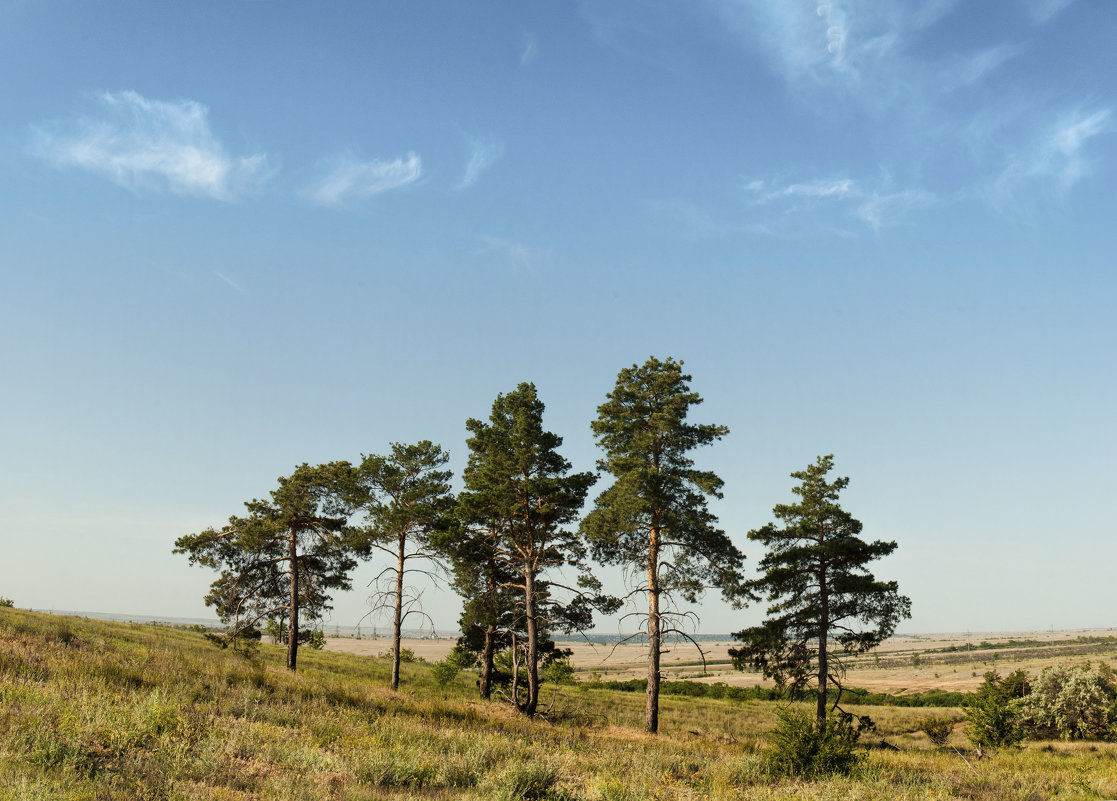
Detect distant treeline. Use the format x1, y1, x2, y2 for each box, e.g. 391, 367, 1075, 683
584, 678, 969, 708
928, 635, 1117, 654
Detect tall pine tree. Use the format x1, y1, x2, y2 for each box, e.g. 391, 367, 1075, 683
174, 462, 355, 671
730, 455, 911, 729
458, 382, 613, 715
349, 441, 455, 691
582, 357, 744, 734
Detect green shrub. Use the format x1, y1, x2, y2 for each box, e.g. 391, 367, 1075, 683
763, 707, 861, 777
542, 658, 576, 685
431, 658, 461, 689
918, 715, 955, 746
1016, 663, 1116, 741
492, 761, 567, 801
357, 752, 437, 789
965, 691, 1023, 749
384, 646, 417, 663
0, 597, 14, 608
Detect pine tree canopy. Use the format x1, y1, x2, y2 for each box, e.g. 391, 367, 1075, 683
174, 461, 356, 668
730, 454, 911, 720
583, 356, 743, 602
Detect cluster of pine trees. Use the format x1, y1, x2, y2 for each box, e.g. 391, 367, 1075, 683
176, 356, 910, 734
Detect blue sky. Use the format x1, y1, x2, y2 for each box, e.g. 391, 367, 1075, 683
2, 1, 1114, 635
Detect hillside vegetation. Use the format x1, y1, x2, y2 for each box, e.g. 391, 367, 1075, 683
2, 608, 1116, 800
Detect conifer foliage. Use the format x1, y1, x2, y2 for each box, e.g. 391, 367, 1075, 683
348, 441, 456, 691
731, 455, 911, 729
456, 382, 615, 715
174, 462, 355, 671
582, 356, 744, 734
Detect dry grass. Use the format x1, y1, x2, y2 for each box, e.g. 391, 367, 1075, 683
3, 608, 1117, 800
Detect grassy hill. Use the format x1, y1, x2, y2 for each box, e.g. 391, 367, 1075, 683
2, 607, 1115, 800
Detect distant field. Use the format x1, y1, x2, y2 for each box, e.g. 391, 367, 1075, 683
325, 628, 1117, 693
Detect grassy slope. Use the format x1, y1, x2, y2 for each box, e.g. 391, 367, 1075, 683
2, 608, 1116, 801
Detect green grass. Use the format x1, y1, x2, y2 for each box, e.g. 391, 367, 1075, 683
2, 607, 1117, 800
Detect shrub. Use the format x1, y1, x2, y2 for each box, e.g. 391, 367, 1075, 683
431, 658, 461, 689
382, 646, 417, 664
542, 658, 576, 685
918, 715, 955, 746
447, 643, 477, 669
0, 597, 14, 608
763, 707, 861, 777
308, 629, 325, 650
492, 761, 566, 801
1016, 664, 1116, 741
965, 692, 1023, 749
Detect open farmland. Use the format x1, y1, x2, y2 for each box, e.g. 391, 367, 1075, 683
326, 628, 1117, 694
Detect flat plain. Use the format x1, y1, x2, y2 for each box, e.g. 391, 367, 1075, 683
326, 627, 1117, 693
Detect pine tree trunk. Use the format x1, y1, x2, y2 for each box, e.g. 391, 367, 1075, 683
524, 569, 539, 716
479, 624, 495, 700
646, 522, 661, 734
287, 528, 299, 672
816, 566, 829, 730
391, 533, 405, 691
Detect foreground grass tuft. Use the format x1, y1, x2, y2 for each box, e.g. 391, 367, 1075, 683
3, 608, 1117, 799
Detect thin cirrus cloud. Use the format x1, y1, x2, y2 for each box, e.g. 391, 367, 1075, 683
1026, 0, 1077, 24
479, 235, 540, 274
703, 0, 1023, 111
989, 107, 1112, 208
747, 178, 856, 203
520, 32, 539, 66
744, 177, 934, 231
304, 153, 423, 207
28, 90, 269, 200
458, 137, 504, 190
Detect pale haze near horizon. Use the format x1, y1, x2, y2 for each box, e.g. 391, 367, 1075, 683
1, 1, 1114, 636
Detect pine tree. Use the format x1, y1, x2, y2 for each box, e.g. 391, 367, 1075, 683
730, 455, 911, 729
582, 357, 744, 734
349, 441, 455, 691
174, 462, 355, 671
437, 516, 519, 700
457, 382, 614, 715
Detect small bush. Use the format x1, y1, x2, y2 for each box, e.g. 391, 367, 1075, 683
431, 658, 461, 689
918, 715, 955, 746
0, 597, 14, 608
542, 658, 576, 685
1016, 663, 1116, 741
357, 752, 437, 789
492, 761, 567, 801
965, 691, 1023, 749
384, 647, 417, 663
763, 707, 861, 777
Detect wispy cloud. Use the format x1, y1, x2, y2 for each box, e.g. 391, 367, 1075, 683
479, 235, 540, 274
749, 178, 857, 203
304, 152, 422, 207
520, 32, 539, 66
990, 107, 1112, 207
213, 271, 243, 292
744, 175, 934, 231
1027, 0, 1077, 24
28, 90, 269, 200
459, 137, 504, 189
703, 1, 1016, 115
854, 189, 936, 230
647, 197, 730, 238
